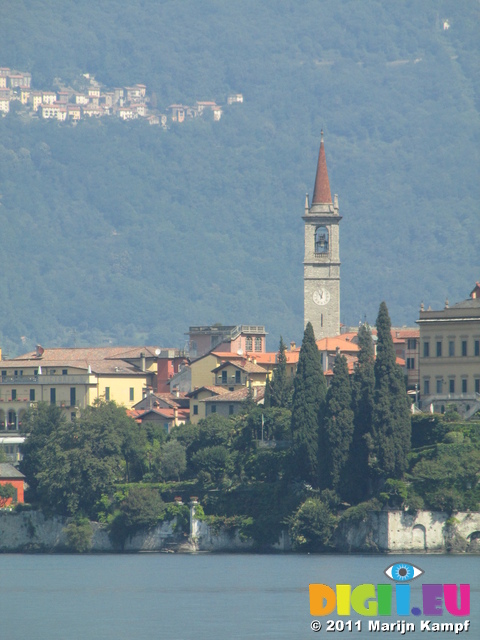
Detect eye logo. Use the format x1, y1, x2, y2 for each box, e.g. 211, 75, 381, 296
310, 561, 470, 617
384, 562, 424, 582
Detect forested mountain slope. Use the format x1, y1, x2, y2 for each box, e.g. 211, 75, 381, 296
0, 0, 479, 355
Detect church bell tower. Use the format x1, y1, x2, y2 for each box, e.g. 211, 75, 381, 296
303, 132, 341, 339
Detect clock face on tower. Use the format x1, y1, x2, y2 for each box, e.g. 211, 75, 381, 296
313, 287, 330, 306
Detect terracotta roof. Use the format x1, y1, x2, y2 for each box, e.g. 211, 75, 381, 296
316, 337, 359, 352
245, 351, 300, 365
211, 351, 246, 359
337, 332, 358, 341
312, 132, 332, 204
392, 329, 419, 339
203, 386, 265, 403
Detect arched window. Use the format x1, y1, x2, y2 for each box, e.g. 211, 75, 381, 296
315, 226, 329, 253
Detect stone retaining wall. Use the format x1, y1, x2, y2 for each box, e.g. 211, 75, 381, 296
0, 509, 479, 553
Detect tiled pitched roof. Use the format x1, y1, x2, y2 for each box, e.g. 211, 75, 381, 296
4, 346, 153, 376
106, 346, 163, 359
186, 385, 230, 398
212, 360, 268, 375
245, 351, 300, 365
211, 351, 245, 359
0, 463, 25, 479
316, 337, 360, 352
203, 386, 265, 403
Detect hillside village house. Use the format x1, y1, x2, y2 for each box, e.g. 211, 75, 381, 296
0, 65, 240, 127
129, 391, 190, 432
182, 353, 270, 423
417, 282, 480, 417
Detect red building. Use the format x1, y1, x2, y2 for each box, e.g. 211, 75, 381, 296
0, 463, 25, 506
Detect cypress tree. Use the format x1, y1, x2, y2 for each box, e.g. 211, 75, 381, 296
345, 323, 375, 502
263, 378, 272, 408
371, 302, 411, 481
270, 336, 293, 409
290, 322, 327, 486
321, 354, 354, 492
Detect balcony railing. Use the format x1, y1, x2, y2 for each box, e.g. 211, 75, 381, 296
0, 374, 93, 385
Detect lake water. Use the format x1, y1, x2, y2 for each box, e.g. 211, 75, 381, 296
0, 553, 477, 639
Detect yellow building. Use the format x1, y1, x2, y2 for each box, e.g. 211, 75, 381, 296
186, 355, 269, 423
186, 386, 231, 423
0, 345, 161, 432
417, 282, 480, 417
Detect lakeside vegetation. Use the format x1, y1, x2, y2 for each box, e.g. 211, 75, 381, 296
17, 303, 480, 551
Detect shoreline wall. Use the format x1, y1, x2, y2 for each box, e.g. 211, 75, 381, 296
336, 510, 480, 553
0, 509, 479, 553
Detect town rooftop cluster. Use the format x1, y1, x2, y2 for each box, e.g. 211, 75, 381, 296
0, 67, 243, 125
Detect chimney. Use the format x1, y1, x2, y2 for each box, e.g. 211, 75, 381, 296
140, 351, 146, 372
290, 341, 296, 350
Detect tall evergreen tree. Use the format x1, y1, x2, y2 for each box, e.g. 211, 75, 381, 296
263, 378, 272, 408
290, 322, 327, 486
321, 354, 354, 492
270, 336, 293, 409
371, 302, 411, 481
345, 323, 376, 502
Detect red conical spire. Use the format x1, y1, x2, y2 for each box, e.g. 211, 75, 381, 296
312, 131, 332, 204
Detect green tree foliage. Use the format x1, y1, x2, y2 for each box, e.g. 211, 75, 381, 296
109, 486, 165, 549
240, 406, 292, 445
321, 354, 354, 493
158, 440, 187, 481
20, 401, 143, 517
64, 516, 93, 552
289, 498, 338, 552
0, 2, 478, 356
269, 337, 293, 409
20, 403, 67, 500
371, 302, 411, 480
170, 414, 233, 474
263, 379, 272, 408
191, 445, 231, 485
345, 323, 375, 502
0, 483, 17, 508
290, 322, 326, 486
409, 443, 480, 512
